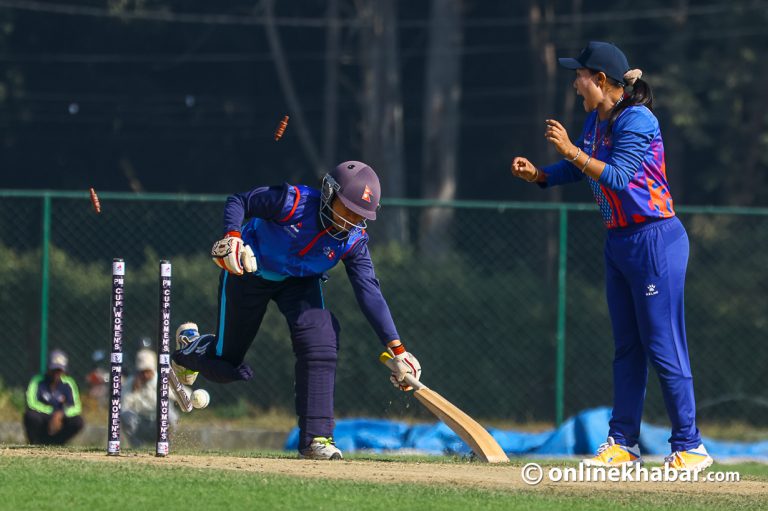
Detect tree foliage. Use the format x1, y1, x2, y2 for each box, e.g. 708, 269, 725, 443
0, 1, 764, 205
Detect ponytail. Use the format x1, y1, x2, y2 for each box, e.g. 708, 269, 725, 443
607, 74, 654, 136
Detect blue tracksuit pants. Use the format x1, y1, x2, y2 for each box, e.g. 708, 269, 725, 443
604, 216, 701, 452
173, 272, 340, 451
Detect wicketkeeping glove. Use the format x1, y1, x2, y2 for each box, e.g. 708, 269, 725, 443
387, 344, 421, 392
211, 232, 257, 275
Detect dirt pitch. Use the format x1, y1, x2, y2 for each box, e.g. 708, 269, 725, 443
3, 447, 766, 496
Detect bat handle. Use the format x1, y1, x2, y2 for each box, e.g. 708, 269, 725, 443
379, 352, 426, 391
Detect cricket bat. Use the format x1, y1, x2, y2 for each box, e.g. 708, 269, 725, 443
168, 367, 193, 413
380, 352, 509, 463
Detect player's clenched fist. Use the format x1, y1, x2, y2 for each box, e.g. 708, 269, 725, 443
511, 157, 540, 183
211, 232, 257, 275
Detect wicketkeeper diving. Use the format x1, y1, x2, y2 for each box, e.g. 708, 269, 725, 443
170, 161, 421, 460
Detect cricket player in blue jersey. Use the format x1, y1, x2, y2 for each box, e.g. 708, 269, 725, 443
171, 161, 421, 459
511, 42, 712, 473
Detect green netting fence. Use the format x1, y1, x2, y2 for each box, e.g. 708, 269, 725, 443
2, 190, 766, 427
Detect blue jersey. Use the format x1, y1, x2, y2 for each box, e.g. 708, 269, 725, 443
542, 106, 675, 229
222, 183, 399, 343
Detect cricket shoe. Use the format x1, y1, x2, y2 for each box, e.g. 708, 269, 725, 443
582, 436, 642, 467
172, 322, 201, 385
664, 444, 714, 473
299, 437, 343, 460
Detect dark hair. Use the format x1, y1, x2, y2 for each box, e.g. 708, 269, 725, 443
607, 76, 653, 136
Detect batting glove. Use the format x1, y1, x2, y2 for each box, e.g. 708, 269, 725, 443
387, 343, 421, 392
211, 232, 257, 275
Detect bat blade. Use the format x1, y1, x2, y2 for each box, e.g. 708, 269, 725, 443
380, 352, 508, 463
413, 387, 509, 463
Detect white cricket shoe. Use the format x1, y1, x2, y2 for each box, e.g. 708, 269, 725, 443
299, 437, 343, 460
172, 322, 200, 385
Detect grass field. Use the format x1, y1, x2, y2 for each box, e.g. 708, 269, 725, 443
1, 446, 767, 511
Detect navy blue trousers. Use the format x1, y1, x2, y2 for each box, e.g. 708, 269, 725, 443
174, 272, 339, 451
605, 216, 701, 452
23, 409, 84, 445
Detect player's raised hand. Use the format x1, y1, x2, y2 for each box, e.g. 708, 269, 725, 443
211, 233, 257, 275
544, 119, 578, 158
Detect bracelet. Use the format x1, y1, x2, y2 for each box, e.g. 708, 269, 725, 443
568, 147, 581, 162
580, 156, 592, 173
525, 167, 540, 183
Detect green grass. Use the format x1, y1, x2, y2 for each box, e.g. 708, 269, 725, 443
1, 450, 766, 511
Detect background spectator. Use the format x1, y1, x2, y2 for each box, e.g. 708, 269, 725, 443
122, 349, 178, 447
23, 349, 84, 445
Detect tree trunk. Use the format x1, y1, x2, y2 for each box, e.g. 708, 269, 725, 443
359, 0, 407, 243
418, 0, 463, 256
323, 0, 340, 171
560, 0, 582, 140
529, 0, 559, 285
664, 0, 688, 204
263, 0, 323, 176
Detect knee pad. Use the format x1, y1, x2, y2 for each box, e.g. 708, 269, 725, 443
291, 309, 340, 360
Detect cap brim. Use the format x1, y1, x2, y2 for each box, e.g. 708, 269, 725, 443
558, 57, 582, 70
338, 194, 376, 221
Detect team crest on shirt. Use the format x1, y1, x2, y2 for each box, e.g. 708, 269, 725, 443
323, 246, 336, 260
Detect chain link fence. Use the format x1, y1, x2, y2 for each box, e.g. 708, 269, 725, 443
1, 190, 766, 428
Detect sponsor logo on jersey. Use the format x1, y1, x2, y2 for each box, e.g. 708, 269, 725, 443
284, 223, 302, 238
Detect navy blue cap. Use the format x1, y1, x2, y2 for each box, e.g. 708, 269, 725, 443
558, 41, 629, 85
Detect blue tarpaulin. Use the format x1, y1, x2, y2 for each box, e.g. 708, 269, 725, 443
285, 407, 768, 459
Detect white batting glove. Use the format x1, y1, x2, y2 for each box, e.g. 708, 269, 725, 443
211, 233, 257, 275
387, 344, 421, 392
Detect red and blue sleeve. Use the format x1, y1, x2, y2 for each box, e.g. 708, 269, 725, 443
539, 158, 584, 188
342, 240, 400, 344
222, 183, 300, 234
598, 110, 655, 191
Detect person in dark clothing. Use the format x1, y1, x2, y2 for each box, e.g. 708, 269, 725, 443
23, 349, 84, 445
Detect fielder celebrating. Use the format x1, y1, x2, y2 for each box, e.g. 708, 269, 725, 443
511, 41, 712, 473
171, 161, 421, 460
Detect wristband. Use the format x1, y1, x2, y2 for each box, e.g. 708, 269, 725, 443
225, 231, 242, 238
524, 167, 540, 183
390, 344, 406, 356
580, 156, 592, 173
